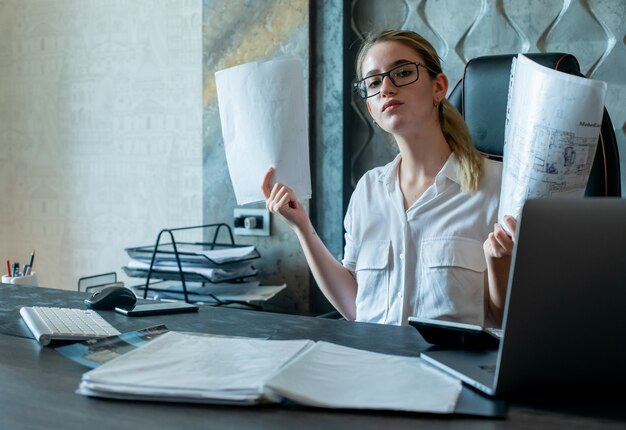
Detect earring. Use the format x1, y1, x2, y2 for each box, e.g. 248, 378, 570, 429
433, 99, 440, 108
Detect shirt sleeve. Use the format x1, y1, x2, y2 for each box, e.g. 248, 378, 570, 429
341, 192, 357, 273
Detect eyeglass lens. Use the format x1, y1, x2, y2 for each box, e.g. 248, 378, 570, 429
357, 63, 420, 99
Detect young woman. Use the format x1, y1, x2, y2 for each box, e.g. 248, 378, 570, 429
262, 30, 516, 327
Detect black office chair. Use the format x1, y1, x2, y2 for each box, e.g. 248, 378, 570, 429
448, 52, 621, 197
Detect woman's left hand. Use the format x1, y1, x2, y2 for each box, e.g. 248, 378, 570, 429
484, 215, 517, 259
484, 215, 517, 325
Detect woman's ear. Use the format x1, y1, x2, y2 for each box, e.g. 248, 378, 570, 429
433, 73, 449, 103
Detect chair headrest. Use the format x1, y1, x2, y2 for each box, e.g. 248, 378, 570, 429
448, 53, 581, 159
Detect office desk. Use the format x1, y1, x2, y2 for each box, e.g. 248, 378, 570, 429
1, 284, 624, 430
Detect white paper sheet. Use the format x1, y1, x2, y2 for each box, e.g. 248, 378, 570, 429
216, 57, 311, 205
79, 332, 313, 403
126, 259, 256, 282
265, 341, 462, 414
156, 283, 286, 303
499, 55, 607, 225
127, 245, 258, 266
199, 245, 257, 263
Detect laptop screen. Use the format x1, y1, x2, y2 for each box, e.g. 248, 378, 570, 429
423, 198, 626, 397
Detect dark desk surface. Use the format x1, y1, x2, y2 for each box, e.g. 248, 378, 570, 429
1, 284, 624, 430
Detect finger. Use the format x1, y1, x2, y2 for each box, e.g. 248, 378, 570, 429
484, 233, 496, 250
494, 223, 509, 240
272, 185, 288, 207
268, 185, 290, 213
485, 233, 504, 257
266, 182, 282, 211
493, 224, 513, 253
269, 182, 284, 205
276, 190, 293, 212
502, 215, 518, 240
261, 166, 275, 198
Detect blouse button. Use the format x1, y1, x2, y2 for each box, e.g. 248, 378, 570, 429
399, 253, 405, 260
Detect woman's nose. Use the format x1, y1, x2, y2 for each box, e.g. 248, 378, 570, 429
380, 75, 396, 96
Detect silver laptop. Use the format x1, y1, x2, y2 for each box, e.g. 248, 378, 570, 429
421, 198, 626, 397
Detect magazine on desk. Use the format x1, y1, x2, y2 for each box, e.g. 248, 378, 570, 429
77, 331, 462, 414
56, 325, 170, 368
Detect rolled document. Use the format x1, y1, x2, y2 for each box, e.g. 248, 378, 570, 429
499, 54, 607, 227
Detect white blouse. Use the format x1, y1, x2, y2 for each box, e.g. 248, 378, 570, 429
342, 154, 501, 326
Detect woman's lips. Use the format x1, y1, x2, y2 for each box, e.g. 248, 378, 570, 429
382, 100, 402, 112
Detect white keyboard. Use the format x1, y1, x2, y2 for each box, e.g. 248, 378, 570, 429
20, 306, 121, 346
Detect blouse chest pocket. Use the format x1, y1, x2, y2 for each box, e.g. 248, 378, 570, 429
421, 238, 486, 272
419, 237, 487, 324
354, 240, 390, 323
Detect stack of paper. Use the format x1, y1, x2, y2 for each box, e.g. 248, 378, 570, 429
124, 244, 260, 283
125, 258, 257, 283
79, 332, 311, 404
153, 282, 286, 303
78, 332, 462, 413
126, 245, 259, 265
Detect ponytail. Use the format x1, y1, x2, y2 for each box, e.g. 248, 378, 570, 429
440, 99, 483, 194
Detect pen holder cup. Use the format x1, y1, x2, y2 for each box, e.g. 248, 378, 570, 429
2, 271, 38, 286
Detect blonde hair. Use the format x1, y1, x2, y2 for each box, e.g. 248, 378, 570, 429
356, 30, 483, 194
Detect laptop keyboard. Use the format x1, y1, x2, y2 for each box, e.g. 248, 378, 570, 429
20, 306, 120, 346
479, 364, 497, 375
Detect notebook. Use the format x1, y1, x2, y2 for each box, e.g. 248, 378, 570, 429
421, 198, 626, 397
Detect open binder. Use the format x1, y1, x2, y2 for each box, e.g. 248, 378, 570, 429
123, 223, 261, 304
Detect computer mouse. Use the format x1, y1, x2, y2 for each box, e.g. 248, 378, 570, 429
84, 286, 137, 310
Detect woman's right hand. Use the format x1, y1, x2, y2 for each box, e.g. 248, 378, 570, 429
261, 166, 309, 231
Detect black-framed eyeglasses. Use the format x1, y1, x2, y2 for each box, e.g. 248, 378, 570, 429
353, 62, 434, 99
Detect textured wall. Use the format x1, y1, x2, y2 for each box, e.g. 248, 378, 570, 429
202, 0, 310, 314
0, 0, 203, 290
309, 0, 347, 313
348, 0, 626, 187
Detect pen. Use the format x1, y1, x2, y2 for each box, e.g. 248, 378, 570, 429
5, 260, 10, 277
12, 262, 19, 277
28, 251, 35, 270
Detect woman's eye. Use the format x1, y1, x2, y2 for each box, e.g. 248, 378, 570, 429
395, 69, 413, 78
367, 79, 382, 89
